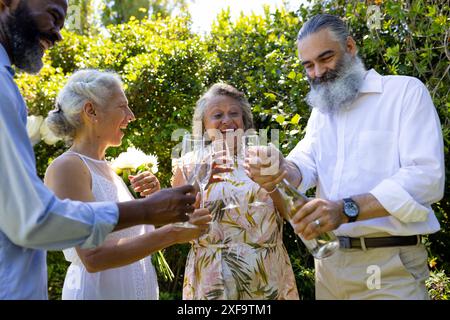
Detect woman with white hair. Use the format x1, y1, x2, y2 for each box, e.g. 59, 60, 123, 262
44, 69, 211, 300
173, 83, 299, 300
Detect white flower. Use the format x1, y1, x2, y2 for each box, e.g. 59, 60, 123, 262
145, 153, 159, 174
40, 118, 61, 145
26, 115, 43, 146
110, 147, 158, 174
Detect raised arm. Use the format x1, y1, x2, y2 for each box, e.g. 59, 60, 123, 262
44, 156, 209, 272
0, 93, 117, 250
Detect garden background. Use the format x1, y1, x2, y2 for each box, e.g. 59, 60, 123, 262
17, 0, 449, 299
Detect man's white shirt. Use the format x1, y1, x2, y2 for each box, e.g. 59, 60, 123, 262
287, 69, 444, 237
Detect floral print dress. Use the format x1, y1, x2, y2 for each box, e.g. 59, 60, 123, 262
183, 164, 299, 300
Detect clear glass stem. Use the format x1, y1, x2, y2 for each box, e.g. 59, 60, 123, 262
200, 185, 205, 209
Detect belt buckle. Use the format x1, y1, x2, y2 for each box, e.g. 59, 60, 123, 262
338, 237, 352, 249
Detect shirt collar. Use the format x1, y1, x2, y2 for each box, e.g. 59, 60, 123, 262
359, 68, 383, 93
0, 43, 15, 76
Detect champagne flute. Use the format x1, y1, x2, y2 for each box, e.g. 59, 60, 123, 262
211, 139, 240, 210
195, 147, 212, 209
242, 134, 267, 208
173, 134, 203, 229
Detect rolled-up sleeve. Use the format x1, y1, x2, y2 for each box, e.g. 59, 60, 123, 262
0, 74, 119, 250
287, 111, 319, 193
370, 80, 445, 222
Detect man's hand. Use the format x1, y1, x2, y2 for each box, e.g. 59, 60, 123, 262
290, 198, 347, 240
244, 144, 287, 192
116, 185, 197, 229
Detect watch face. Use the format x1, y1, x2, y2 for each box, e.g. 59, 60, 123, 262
344, 201, 359, 217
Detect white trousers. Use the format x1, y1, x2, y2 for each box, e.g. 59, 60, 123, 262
315, 244, 430, 300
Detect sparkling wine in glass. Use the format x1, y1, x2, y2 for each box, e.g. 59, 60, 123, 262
211, 139, 240, 211
173, 134, 203, 229
242, 134, 267, 208
195, 148, 212, 209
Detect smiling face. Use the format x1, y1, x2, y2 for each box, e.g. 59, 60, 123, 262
5, 0, 67, 73
203, 95, 245, 135
297, 28, 366, 113
94, 87, 135, 148
297, 28, 355, 83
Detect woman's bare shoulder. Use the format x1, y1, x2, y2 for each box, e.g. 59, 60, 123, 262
44, 152, 90, 185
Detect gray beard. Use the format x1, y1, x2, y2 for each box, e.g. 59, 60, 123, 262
4, 3, 45, 74
8, 31, 44, 74
306, 55, 366, 114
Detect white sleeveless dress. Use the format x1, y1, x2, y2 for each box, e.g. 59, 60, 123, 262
61, 151, 159, 300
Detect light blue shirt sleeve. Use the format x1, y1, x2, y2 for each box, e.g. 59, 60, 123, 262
0, 64, 119, 250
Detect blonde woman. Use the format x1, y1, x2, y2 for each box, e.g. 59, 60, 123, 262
44, 70, 210, 299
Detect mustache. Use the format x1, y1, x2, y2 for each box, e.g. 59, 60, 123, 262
307, 54, 349, 86
308, 69, 340, 86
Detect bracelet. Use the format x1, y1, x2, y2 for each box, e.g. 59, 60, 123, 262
266, 187, 278, 194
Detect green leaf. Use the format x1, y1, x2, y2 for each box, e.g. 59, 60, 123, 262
151, 250, 174, 282
287, 71, 296, 80
385, 44, 399, 63
275, 115, 285, 124
291, 113, 301, 124
263, 92, 276, 101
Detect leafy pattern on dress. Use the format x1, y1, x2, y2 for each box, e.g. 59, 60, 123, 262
183, 166, 299, 300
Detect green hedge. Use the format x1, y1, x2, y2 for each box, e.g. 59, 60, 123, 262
17, 0, 449, 299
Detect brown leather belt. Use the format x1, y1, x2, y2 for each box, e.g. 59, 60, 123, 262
338, 235, 421, 249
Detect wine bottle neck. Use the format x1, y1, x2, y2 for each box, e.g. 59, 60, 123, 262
279, 178, 309, 202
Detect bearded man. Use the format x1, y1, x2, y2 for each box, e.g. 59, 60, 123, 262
246, 14, 444, 299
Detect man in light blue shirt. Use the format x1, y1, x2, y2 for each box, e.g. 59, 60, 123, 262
0, 0, 195, 299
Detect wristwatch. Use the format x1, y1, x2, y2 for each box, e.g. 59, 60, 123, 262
343, 198, 359, 223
